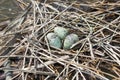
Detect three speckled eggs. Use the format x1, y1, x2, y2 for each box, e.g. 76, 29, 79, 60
47, 27, 79, 50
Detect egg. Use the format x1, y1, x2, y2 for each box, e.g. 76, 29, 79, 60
63, 34, 79, 50
47, 33, 62, 48
54, 27, 68, 39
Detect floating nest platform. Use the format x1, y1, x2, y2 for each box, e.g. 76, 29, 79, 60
0, 0, 120, 80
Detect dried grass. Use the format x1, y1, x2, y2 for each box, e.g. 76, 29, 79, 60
0, 0, 120, 80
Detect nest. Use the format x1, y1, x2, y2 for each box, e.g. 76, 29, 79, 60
0, 0, 120, 80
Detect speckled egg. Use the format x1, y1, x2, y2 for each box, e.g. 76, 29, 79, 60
63, 34, 79, 50
54, 27, 68, 39
47, 33, 62, 48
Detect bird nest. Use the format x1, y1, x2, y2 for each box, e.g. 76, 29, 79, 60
0, 0, 120, 80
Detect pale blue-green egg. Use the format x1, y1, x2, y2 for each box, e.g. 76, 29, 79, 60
54, 27, 68, 39
63, 34, 79, 50
47, 33, 62, 48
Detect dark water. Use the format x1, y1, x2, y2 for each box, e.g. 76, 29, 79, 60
0, 0, 98, 22
0, 0, 22, 21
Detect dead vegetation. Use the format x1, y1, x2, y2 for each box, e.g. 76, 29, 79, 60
0, 0, 120, 80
